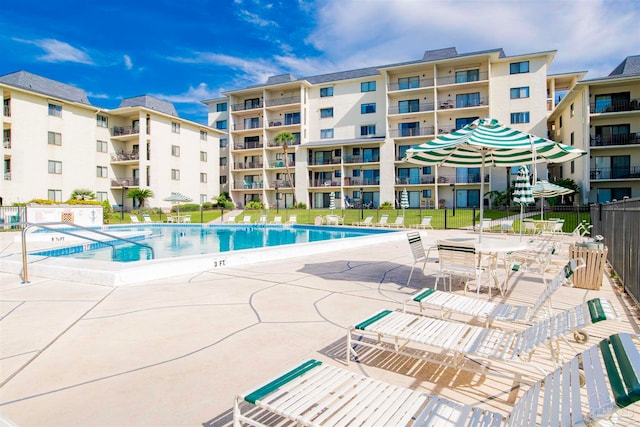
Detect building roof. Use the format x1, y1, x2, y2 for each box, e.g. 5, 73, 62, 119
118, 95, 178, 117
609, 55, 640, 76
0, 70, 92, 105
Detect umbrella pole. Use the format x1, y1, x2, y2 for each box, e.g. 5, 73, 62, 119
519, 204, 524, 241
478, 151, 486, 243
541, 196, 544, 220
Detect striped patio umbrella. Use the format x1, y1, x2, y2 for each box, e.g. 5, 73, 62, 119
513, 166, 534, 238
400, 188, 409, 216
404, 118, 586, 242
532, 180, 575, 220
329, 192, 336, 211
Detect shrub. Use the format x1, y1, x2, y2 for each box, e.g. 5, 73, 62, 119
171, 203, 201, 212
379, 201, 393, 210
201, 202, 212, 210
296, 202, 307, 209
66, 199, 102, 205
246, 200, 264, 210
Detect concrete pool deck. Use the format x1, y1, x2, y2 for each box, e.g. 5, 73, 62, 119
0, 228, 639, 426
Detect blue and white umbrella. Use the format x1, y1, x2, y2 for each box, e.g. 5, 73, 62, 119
532, 180, 575, 220
513, 166, 534, 238
329, 192, 336, 210
400, 188, 409, 216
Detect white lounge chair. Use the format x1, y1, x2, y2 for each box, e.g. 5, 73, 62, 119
386, 215, 404, 228
225, 215, 236, 224
257, 215, 267, 225
286, 215, 297, 224
142, 214, 153, 223
182, 214, 191, 223
480, 218, 493, 232
165, 215, 175, 223
348, 297, 618, 376
129, 214, 140, 223
235, 333, 640, 427
325, 214, 343, 225
406, 258, 585, 326
352, 216, 373, 226
241, 215, 252, 224
523, 219, 538, 234
373, 214, 389, 227
271, 215, 282, 224
412, 215, 433, 230
500, 219, 514, 233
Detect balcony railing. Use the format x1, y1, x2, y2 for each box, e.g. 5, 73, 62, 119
590, 99, 640, 114
389, 127, 434, 138
268, 118, 301, 127
387, 77, 435, 92
591, 133, 640, 147
112, 126, 140, 137
233, 121, 263, 131
395, 176, 436, 185
388, 102, 435, 115
271, 179, 293, 188
436, 71, 489, 86
3, 139, 10, 149
110, 151, 140, 162
267, 139, 301, 147
234, 162, 264, 169
590, 166, 640, 180
265, 96, 301, 107
438, 97, 488, 110
4, 172, 10, 181
231, 102, 263, 112
310, 179, 340, 187
233, 140, 263, 150
343, 155, 380, 164
111, 177, 139, 187
308, 158, 341, 166
233, 182, 264, 190
269, 161, 295, 168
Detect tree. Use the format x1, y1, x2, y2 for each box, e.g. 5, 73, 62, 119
127, 188, 154, 208
274, 131, 297, 206
70, 188, 95, 201
549, 178, 580, 205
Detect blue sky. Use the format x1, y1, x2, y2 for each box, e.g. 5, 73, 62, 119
1, 0, 638, 125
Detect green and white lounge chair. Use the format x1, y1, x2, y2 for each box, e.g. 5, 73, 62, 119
406, 258, 585, 326
348, 297, 618, 377
234, 333, 640, 426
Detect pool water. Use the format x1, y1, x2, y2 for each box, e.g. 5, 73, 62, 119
31, 224, 393, 263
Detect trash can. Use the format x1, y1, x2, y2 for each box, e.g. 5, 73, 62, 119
569, 242, 608, 290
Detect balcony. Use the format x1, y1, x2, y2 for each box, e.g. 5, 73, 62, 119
269, 160, 295, 168
111, 150, 140, 162
308, 158, 341, 166
343, 155, 380, 164
3, 105, 9, 117
234, 162, 264, 170
395, 176, 435, 185
268, 118, 301, 128
233, 121, 263, 131
267, 139, 301, 148
389, 127, 434, 138
4, 172, 10, 181
271, 179, 293, 189
387, 77, 435, 92
590, 166, 640, 180
111, 177, 139, 187
111, 126, 140, 137
265, 96, 300, 108
231, 102, 263, 112
310, 179, 340, 187
388, 103, 435, 115
233, 181, 264, 190
437, 97, 488, 110
436, 72, 489, 86
591, 133, 640, 147
590, 99, 640, 114
3, 139, 10, 149
233, 140, 263, 150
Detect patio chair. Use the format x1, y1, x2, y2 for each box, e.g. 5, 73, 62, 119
500, 219, 514, 233
325, 214, 343, 226
236, 333, 640, 426
182, 215, 191, 223
523, 219, 538, 234
480, 218, 493, 232
129, 214, 140, 223
435, 240, 493, 297
271, 215, 282, 224
241, 215, 252, 224
225, 216, 236, 224
165, 215, 175, 223
142, 214, 153, 223
405, 258, 585, 326
352, 215, 373, 226
257, 215, 267, 225
411, 215, 433, 230
348, 297, 619, 377
373, 214, 389, 227
286, 215, 297, 224
406, 232, 435, 286
385, 215, 405, 228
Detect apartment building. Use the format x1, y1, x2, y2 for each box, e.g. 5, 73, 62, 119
1, 71, 223, 210
549, 55, 640, 204
205, 47, 580, 210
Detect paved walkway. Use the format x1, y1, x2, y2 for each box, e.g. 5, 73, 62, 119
0, 229, 638, 426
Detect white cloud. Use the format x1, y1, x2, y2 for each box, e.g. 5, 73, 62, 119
169, 52, 283, 85
14, 38, 93, 64
236, 9, 278, 27
123, 54, 133, 70
152, 82, 221, 104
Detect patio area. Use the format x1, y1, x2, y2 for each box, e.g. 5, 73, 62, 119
0, 228, 638, 426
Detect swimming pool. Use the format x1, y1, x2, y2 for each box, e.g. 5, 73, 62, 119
30, 224, 394, 262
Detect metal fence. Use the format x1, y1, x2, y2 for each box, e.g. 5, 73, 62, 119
591, 198, 640, 305
0, 206, 26, 230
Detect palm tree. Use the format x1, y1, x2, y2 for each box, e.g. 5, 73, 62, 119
70, 188, 95, 201
127, 188, 154, 208
274, 131, 297, 206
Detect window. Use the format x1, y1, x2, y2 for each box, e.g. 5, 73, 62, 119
510, 87, 530, 99
361, 103, 376, 114
570, 160, 575, 174
96, 191, 108, 202
360, 125, 376, 136
559, 115, 563, 128
320, 107, 334, 118
510, 112, 530, 124
244, 98, 260, 109
48, 160, 62, 174
398, 99, 419, 113
220, 176, 227, 184
422, 189, 432, 198
455, 69, 479, 83
320, 128, 334, 139
171, 169, 180, 180
96, 140, 108, 153
200, 173, 207, 183
510, 61, 529, 74
456, 117, 479, 130
220, 138, 228, 148
220, 157, 227, 166
456, 92, 480, 108
48, 189, 62, 202
96, 166, 108, 178
284, 112, 300, 125
320, 87, 333, 97
595, 124, 631, 145
171, 145, 180, 157
398, 76, 419, 90
361, 81, 376, 92
570, 103, 574, 117
48, 131, 62, 146
216, 120, 227, 130
216, 102, 227, 112
398, 122, 419, 137
423, 166, 432, 174
570, 132, 574, 146
171, 122, 180, 133
200, 151, 207, 162
96, 115, 108, 128
48, 103, 62, 117
597, 188, 631, 203
200, 130, 207, 140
